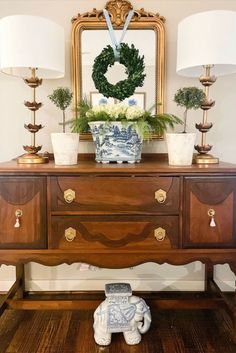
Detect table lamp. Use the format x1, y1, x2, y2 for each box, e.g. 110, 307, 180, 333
176, 10, 236, 164
0, 15, 65, 163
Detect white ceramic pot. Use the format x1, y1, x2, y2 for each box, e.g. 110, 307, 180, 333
51, 132, 80, 165
166, 132, 196, 166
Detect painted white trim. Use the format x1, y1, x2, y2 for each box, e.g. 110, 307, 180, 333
0, 280, 14, 291
1, 279, 234, 292
24, 279, 205, 292
214, 279, 235, 292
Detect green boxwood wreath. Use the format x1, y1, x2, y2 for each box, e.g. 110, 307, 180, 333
92, 43, 146, 101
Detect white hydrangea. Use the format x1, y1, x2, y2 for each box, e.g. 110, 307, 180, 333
87, 102, 144, 120
126, 105, 145, 120
86, 104, 106, 117
104, 103, 128, 119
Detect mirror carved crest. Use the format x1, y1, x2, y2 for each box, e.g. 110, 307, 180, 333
71, 0, 166, 140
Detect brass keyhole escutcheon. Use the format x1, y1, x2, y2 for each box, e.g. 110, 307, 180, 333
65, 227, 77, 242
208, 208, 216, 227
14, 209, 23, 228
155, 189, 166, 204
15, 209, 23, 218
64, 189, 76, 204
154, 227, 166, 241
208, 209, 215, 217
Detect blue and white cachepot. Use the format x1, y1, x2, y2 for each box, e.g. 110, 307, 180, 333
88, 121, 143, 164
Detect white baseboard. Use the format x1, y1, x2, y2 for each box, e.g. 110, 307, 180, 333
24, 279, 205, 292
214, 279, 235, 292
0, 280, 14, 291
1, 280, 234, 293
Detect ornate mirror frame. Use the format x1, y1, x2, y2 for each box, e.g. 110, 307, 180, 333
71, 0, 165, 140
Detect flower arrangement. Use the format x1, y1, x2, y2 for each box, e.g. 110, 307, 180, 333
71, 100, 182, 139
87, 103, 145, 121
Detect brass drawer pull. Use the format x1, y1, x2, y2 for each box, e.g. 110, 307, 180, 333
14, 209, 23, 228
65, 227, 77, 242
208, 208, 216, 227
64, 189, 76, 203
155, 189, 166, 204
154, 227, 166, 241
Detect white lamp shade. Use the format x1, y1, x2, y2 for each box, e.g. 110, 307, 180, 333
177, 10, 236, 77
0, 15, 65, 78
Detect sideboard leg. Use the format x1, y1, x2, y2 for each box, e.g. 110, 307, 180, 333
228, 263, 236, 343
232, 268, 236, 344
15, 264, 25, 299
0, 293, 7, 318
204, 262, 214, 292
0, 276, 21, 318
232, 280, 236, 344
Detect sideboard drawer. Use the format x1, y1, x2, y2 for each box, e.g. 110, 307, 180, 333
183, 177, 236, 248
50, 215, 179, 250
0, 177, 47, 249
50, 176, 180, 214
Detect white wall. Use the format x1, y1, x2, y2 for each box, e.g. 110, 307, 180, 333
0, 0, 235, 292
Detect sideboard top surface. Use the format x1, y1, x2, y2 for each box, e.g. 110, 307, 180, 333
0, 154, 236, 174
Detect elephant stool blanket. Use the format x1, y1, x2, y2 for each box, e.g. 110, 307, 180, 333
93, 282, 151, 346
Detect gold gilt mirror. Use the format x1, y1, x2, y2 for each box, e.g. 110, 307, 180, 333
71, 0, 165, 140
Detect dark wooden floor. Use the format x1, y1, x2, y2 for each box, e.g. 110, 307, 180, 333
0, 307, 235, 353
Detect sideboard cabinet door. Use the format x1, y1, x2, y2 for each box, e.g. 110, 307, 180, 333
183, 177, 236, 248
0, 177, 46, 249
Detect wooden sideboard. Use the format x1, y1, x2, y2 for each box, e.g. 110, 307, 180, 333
0, 154, 236, 340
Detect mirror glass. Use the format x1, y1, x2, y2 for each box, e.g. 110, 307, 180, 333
81, 29, 156, 110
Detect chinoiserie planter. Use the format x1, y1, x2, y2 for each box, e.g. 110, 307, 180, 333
89, 121, 143, 164
166, 132, 196, 166
51, 132, 80, 165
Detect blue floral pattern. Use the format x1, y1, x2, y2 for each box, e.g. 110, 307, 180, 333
89, 122, 143, 163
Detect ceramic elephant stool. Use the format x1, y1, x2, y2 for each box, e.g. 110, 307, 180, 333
93, 283, 151, 346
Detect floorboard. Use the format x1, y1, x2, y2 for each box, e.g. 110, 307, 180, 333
0, 308, 235, 353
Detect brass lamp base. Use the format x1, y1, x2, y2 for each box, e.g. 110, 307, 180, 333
193, 154, 219, 164
194, 65, 220, 166
18, 154, 49, 164
20, 68, 46, 165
